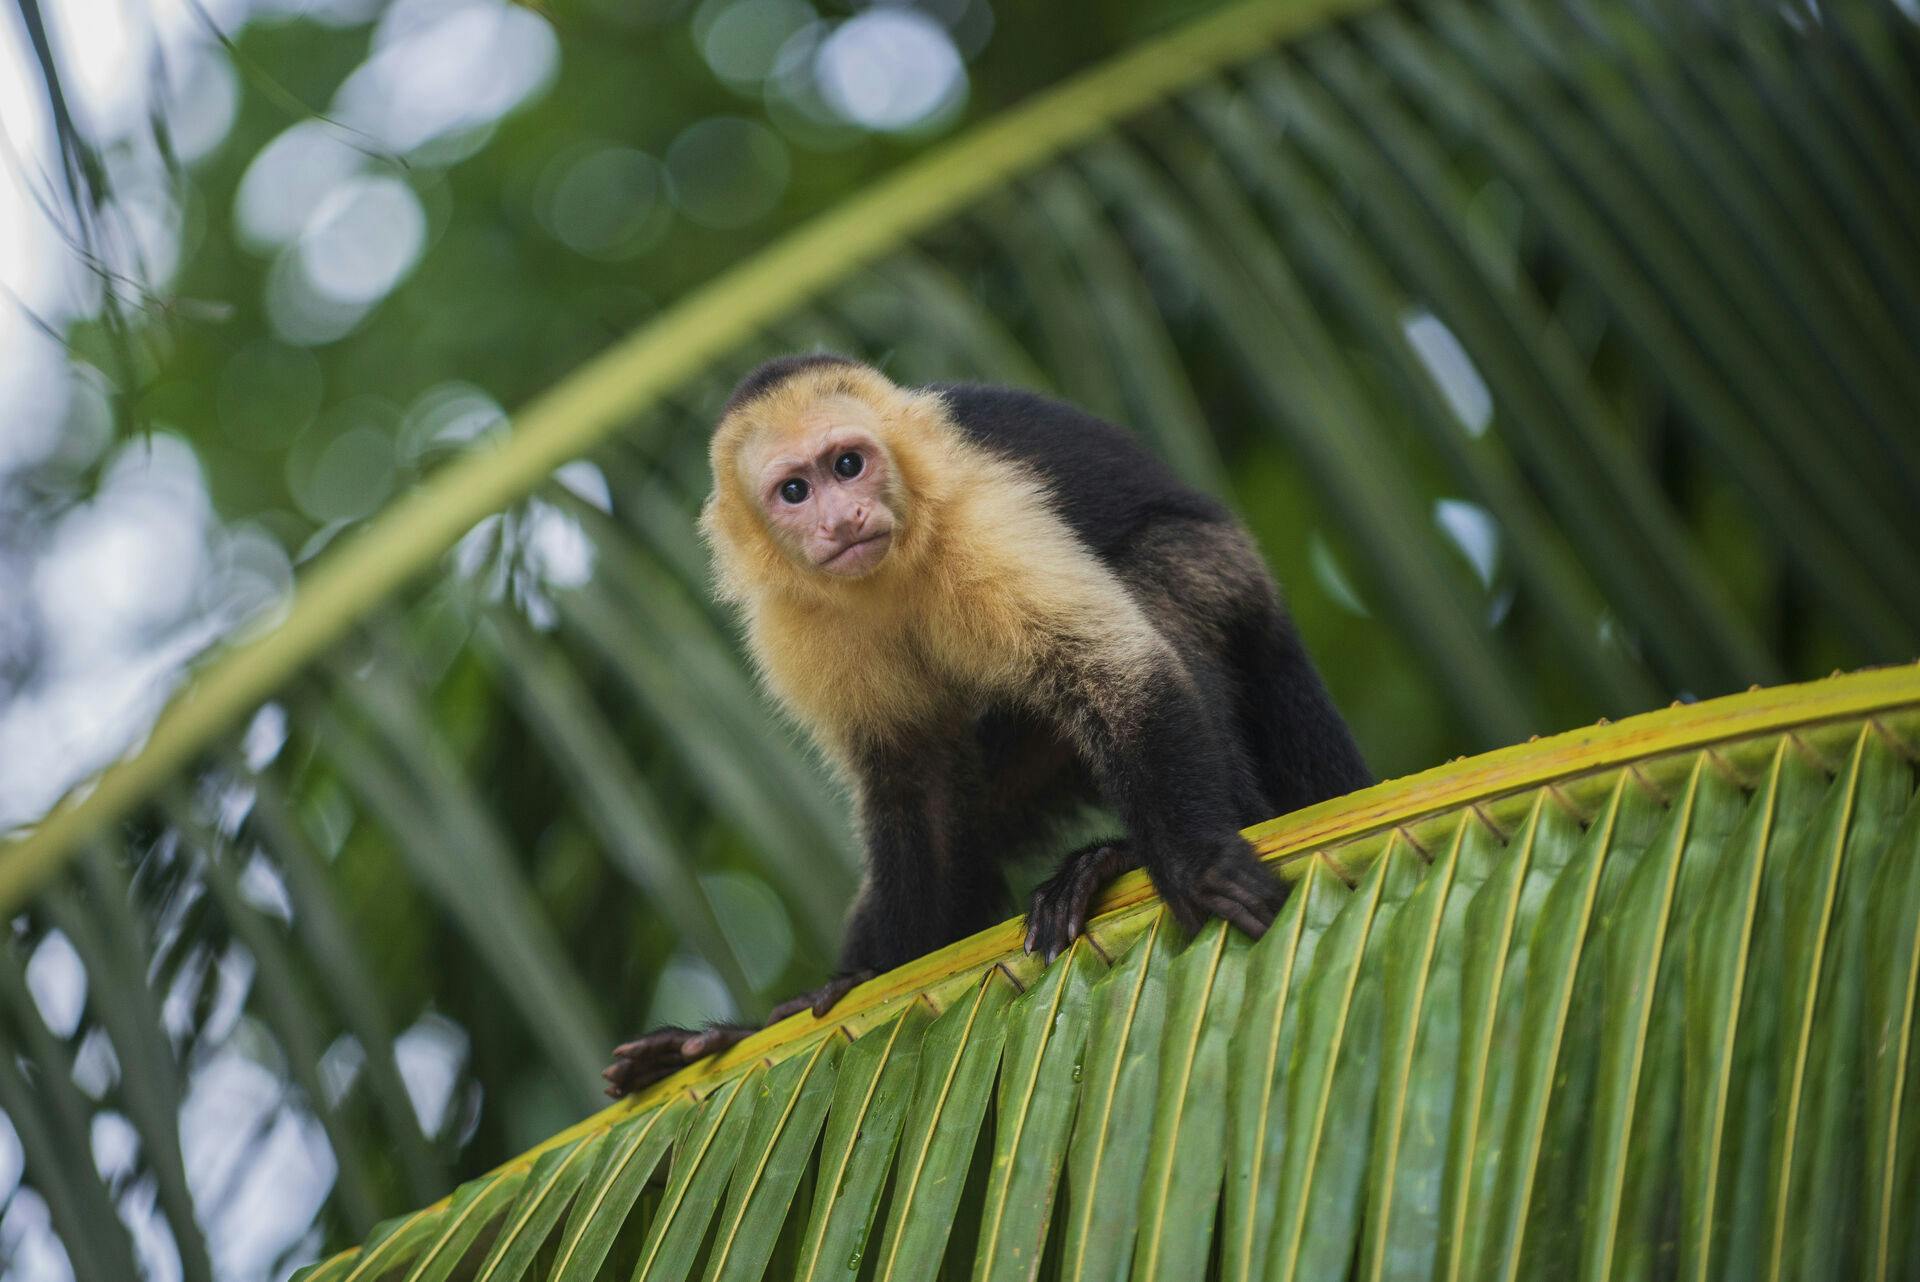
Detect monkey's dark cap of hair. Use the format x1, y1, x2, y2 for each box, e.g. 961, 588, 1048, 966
721, 354, 862, 420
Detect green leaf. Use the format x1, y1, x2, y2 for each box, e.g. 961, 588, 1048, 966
1777, 730, 1912, 1279
1679, 743, 1787, 1281
1465, 779, 1626, 1280
245, 769, 444, 1201
704, 1038, 841, 1282
1222, 860, 1349, 1282
1863, 782, 1920, 1280
473, 1135, 606, 1282
1263, 839, 1402, 1281
482, 612, 752, 1000
0, 944, 141, 1282
263, 671, 1920, 1280
872, 968, 1017, 1281
1359, 810, 1509, 1279
1762, 730, 1871, 1280
1059, 913, 1177, 1282
972, 939, 1101, 1282
1572, 763, 1707, 1273
1131, 919, 1250, 1280
339, 1207, 449, 1282
795, 1003, 933, 1281
40, 851, 213, 1282
549, 1101, 690, 1282
401, 1171, 528, 1282
631, 1072, 762, 1282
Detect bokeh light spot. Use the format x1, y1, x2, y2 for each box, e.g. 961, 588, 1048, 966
290, 423, 397, 523
299, 175, 428, 305
264, 255, 366, 347
1434, 498, 1501, 588
525, 501, 594, 588
36, 435, 212, 661
666, 116, 790, 229
1403, 309, 1492, 437
165, 49, 240, 162
402, 382, 509, 459
540, 146, 673, 259
331, 0, 559, 154
26, 932, 87, 1039
235, 121, 365, 253
646, 956, 737, 1028
815, 8, 966, 132
695, 0, 816, 85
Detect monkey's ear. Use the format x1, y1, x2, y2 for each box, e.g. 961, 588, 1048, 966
699, 493, 763, 603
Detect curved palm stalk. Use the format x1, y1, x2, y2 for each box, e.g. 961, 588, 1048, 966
290, 665, 1920, 1281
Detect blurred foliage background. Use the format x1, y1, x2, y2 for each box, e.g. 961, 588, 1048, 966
0, 0, 1916, 1274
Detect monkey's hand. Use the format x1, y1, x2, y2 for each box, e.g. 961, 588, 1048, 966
765, 969, 877, 1025
1025, 840, 1137, 962
1150, 835, 1287, 940
602, 1023, 752, 1099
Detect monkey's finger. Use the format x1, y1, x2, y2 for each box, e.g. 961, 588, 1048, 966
766, 992, 815, 1024
1202, 893, 1272, 940
1062, 862, 1104, 937
680, 1025, 750, 1058
1023, 888, 1061, 957
1024, 888, 1073, 962
604, 1060, 676, 1098
809, 969, 875, 1017
1201, 865, 1284, 939
602, 1056, 672, 1098
610, 1027, 698, 1059
1064, 862, 1109, 941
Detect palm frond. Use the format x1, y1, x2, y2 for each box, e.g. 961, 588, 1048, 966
294, 665, 1920, 1280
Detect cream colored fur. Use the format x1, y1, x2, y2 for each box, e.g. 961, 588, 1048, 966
702, 363, 1167, 766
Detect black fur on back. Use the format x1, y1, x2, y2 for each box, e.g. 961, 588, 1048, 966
930, 383, 1231, 562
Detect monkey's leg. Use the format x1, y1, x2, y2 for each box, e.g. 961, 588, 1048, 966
602, 1023, 753, 1098
1025, 839, 1135, 961
606, 970, 880, 1095
760, 732, 974, 1025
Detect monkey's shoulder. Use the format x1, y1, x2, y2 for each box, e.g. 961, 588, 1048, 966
928, 382, 1230, 558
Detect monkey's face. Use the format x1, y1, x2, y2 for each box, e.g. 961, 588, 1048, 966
747, 402, 899, 578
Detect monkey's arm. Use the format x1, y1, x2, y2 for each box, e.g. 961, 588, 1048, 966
603, 733, 997, 1096
1042, 645, 1284, 941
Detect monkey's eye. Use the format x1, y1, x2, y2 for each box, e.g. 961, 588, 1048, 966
779, 478, 810, 504
833, 451, 864, 479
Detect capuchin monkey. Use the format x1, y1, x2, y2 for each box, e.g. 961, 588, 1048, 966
603, 355, 1371, 1096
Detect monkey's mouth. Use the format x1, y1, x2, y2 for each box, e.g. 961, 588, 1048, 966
818, 530, 893, 574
